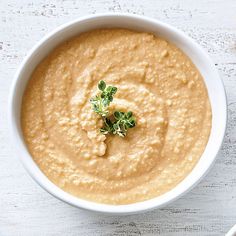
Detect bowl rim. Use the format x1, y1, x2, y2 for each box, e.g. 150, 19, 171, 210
8, 12, 227, 214
226, 224, 236, 236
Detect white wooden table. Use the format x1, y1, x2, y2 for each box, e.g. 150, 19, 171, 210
1, 1, 236, 235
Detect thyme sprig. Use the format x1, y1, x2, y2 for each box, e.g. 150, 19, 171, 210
90, 80, 117, 117
90, 80, 136, 137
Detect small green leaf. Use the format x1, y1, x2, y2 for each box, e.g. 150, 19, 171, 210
113, 123, 119, 130
114, 111, 122, 119
126, 111, 132, 118
108, 96, 113, 103
111, 87, 117, 95
98, 80, 106, 91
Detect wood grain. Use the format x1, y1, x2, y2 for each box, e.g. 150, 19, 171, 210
1, 0, 236, 235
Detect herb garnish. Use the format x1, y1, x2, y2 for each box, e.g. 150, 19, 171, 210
90, 80, 136, 137
90, 80, 117, 117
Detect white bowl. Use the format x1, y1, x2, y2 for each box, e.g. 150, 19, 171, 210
9, 13, 227, 214
226, 224, 236, 236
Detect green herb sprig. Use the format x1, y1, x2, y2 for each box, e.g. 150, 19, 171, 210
101, 111, 136, 137
90, 80, 117, 117
90, 80, 136, 137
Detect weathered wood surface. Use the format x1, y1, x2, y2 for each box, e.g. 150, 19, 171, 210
0, 0, 236, 235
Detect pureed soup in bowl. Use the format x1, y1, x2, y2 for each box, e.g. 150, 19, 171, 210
21, 28, 211, 205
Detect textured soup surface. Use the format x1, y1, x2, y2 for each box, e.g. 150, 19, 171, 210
21, 29, 212, 204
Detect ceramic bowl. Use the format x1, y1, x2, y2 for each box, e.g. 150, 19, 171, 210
9, 13, 227, 214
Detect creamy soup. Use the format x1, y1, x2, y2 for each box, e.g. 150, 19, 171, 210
21, 29, 212, 204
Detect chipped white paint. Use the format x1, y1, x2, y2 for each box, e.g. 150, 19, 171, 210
1, 0, 236, 235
